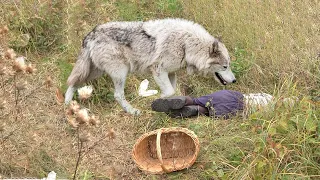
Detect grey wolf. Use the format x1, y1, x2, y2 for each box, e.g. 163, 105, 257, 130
65, 18, 236, 115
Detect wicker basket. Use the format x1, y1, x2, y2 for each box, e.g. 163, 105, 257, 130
132, 127, 200, 174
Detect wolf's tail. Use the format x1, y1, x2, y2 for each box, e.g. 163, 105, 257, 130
67, 48, 91, 86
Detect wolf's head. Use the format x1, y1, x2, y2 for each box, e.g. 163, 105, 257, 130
203, 39, 236, 85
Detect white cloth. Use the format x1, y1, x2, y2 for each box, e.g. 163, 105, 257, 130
243, 93, 298, 116
41, 171, 56, 180
243, 93, 274, 107
138, 79, 158, 97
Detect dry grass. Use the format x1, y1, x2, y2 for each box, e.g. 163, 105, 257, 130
0, 0, 319, 179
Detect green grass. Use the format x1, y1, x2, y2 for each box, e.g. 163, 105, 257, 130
6, 1, 64, 53
115, 0, 183, 21
56, 58, 74, 91
230, 47, 254, 79
0, 0, 319, 179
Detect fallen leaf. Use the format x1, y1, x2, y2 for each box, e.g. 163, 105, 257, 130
56, 88, 64, 104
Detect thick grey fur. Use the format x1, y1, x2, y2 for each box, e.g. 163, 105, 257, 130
65, 18, 236, 115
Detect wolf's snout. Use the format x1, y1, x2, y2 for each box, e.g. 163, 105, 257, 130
215, 69, 236, 85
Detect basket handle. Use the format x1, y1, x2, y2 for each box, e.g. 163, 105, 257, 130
156, 129, 170, 173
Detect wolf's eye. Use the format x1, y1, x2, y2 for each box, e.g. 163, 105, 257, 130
223, 66, 228, 69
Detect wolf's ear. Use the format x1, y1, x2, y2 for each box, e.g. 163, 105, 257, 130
217, 36, 223, 42
209, 39, 220, 58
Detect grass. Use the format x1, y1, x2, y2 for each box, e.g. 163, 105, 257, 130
0, 0, 319, 179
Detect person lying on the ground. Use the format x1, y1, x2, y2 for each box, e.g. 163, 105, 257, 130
151, 90, 296, 119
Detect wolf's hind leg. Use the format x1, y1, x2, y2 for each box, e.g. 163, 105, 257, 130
152, 71, 175, 98
65, 86, 77, 104
65, 66, 103, 104
109, 67, 140, 115
86, 67, 104, 82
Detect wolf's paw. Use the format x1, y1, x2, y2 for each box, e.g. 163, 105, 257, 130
126, 107, 141, 115
160, 89, 175, 98
160, 94, 167, 98
160, 93, 174, 98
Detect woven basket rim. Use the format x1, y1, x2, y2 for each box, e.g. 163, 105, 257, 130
132, 127, 200, 174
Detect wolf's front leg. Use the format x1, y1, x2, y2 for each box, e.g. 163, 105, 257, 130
114, 90, 140, 115
168, 72, 177, 90
111, 72, 140, 115
152, 71, 175, 97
